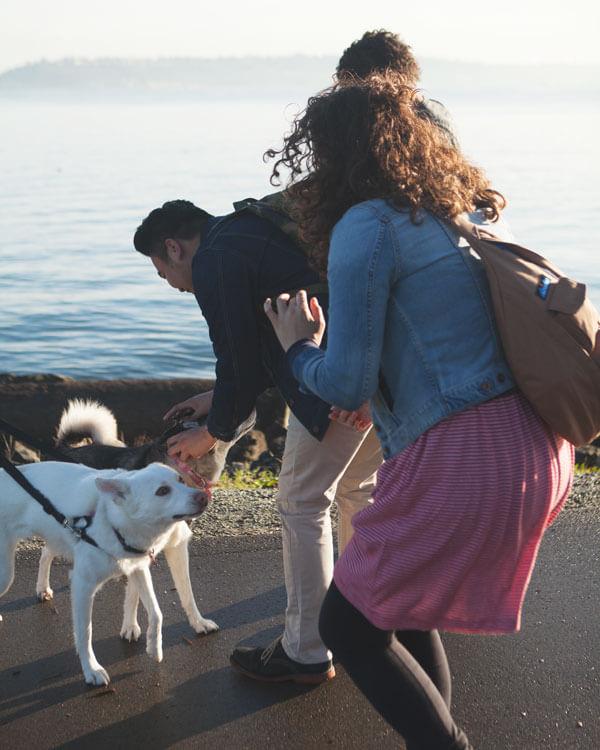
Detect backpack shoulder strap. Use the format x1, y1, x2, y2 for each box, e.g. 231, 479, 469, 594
232, 192, 328, 298
233, 190, 307, 249
447, 214, 565, 279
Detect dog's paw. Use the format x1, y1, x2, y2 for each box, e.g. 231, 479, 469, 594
146, 640, 163, 663
191, 617, 219, 635
84, 665, 110, 686
120, 621, 142, 642
36, 588, 54, 603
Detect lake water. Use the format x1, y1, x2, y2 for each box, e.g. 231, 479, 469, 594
1, 95, 599, 379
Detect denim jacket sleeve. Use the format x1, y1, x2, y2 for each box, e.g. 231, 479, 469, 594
193, 246, 269, 441
287, 205, 397, 411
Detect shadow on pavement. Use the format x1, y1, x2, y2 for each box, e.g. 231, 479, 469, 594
60, 665, 316, 749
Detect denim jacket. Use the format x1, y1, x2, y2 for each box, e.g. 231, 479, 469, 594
192, 211, 332, 442
287, 200, 516, 459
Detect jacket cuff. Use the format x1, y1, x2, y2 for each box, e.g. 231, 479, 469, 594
205, 415, 237, 443
286, 339, 321, 383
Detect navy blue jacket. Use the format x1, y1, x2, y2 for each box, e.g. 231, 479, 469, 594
192, 210, 332, 442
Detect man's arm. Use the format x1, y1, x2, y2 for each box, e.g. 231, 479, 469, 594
194, 245, 270, 442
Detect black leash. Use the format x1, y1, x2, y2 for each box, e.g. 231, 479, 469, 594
0, 452, 99, 548
0, 416, 74, 462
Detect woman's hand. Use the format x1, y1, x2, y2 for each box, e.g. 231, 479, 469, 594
163, 390, 214, 422
263, 290, 326, 352
329, 401, 372, 432
166, 425, 217, 461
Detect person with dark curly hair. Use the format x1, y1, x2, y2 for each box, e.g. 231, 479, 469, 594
264, 73, 574, 749
337, 29, 458, 148
337, 28, 422, 82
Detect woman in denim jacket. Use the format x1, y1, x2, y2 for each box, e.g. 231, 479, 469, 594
265, 74, 574, 750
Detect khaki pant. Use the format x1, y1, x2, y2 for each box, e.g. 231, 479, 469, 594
278, 413, 382, 664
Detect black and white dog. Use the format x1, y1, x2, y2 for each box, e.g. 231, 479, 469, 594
53, 398, 255, 484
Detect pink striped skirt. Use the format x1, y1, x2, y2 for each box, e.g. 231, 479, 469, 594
334, 391, 574, 634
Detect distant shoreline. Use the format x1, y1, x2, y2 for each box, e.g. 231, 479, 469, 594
1, 56, 599, 100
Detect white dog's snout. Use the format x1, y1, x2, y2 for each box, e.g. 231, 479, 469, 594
193, 491, 209, 512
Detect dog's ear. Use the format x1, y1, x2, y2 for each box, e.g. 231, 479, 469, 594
95, 477, 129, 503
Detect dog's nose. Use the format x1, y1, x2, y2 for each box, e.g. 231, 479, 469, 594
193, 491, 209, 512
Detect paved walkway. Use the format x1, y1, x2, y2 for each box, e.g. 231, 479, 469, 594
0, 510, 598, 749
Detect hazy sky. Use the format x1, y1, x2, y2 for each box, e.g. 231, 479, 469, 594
2, 0, 599, 73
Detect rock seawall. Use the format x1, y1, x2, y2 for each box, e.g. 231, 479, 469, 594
0, 374, 288, 465
1, 373, 598, 467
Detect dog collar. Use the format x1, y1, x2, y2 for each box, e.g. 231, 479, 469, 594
113, 527, 153, 559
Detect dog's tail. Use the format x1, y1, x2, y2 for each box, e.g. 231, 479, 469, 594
56, 399, 125, 447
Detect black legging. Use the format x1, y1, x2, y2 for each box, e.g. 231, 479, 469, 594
319, 581, 473, 750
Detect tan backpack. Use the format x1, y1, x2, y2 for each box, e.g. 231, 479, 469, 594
450, 214, 600, 447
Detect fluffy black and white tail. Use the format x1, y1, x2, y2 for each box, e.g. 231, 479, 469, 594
56, 399, 125, 447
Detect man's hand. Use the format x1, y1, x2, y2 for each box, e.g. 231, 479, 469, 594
263, 291, 325, 352
167, 425, 217, 461
163, 390, 214, 422
329, 401, 372, 432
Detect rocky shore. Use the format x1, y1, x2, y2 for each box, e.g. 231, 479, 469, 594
13, 475, 600, 555
2, 374, 599, 553
192, 472, 600, 539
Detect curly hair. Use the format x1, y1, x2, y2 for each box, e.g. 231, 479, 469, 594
266, 74, 505, 277
133, 200, 210, 260
337, 30, 421, 85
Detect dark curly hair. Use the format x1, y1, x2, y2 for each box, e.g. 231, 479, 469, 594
133, 200, 210, 260
267, 74, 505, 277
337, 30, 421, 84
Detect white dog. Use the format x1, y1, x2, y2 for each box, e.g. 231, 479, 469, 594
0, 460, 216, 686
33, 399, 251, 660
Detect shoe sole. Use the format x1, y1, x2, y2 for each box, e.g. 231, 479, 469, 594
229, 657, 335, 685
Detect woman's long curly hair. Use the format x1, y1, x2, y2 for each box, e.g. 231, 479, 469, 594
266, 73, 505, 277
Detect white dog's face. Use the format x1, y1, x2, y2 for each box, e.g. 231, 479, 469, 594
95, 463, 209, 523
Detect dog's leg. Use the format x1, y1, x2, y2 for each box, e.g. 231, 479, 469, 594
129, 566, 163, 663
70, 565, 110, 686
36, 545, 56, 602
0, 532, 18, 600
120, 576, 142, 642
164, 535, 219, 635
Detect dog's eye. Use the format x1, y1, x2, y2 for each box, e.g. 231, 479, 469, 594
155, 485, 171, 497
177, 475, 185, 484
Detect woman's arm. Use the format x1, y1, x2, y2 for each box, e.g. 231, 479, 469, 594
266, 206, 397, 410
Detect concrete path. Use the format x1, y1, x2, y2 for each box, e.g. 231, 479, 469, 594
0, 510, 598, 749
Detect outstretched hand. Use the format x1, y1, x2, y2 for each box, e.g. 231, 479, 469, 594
163, 390, 214, 422
263, 290, 326, 352
167, 425, 217, 461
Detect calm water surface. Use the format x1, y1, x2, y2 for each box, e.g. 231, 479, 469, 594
0, 96, 598, 379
